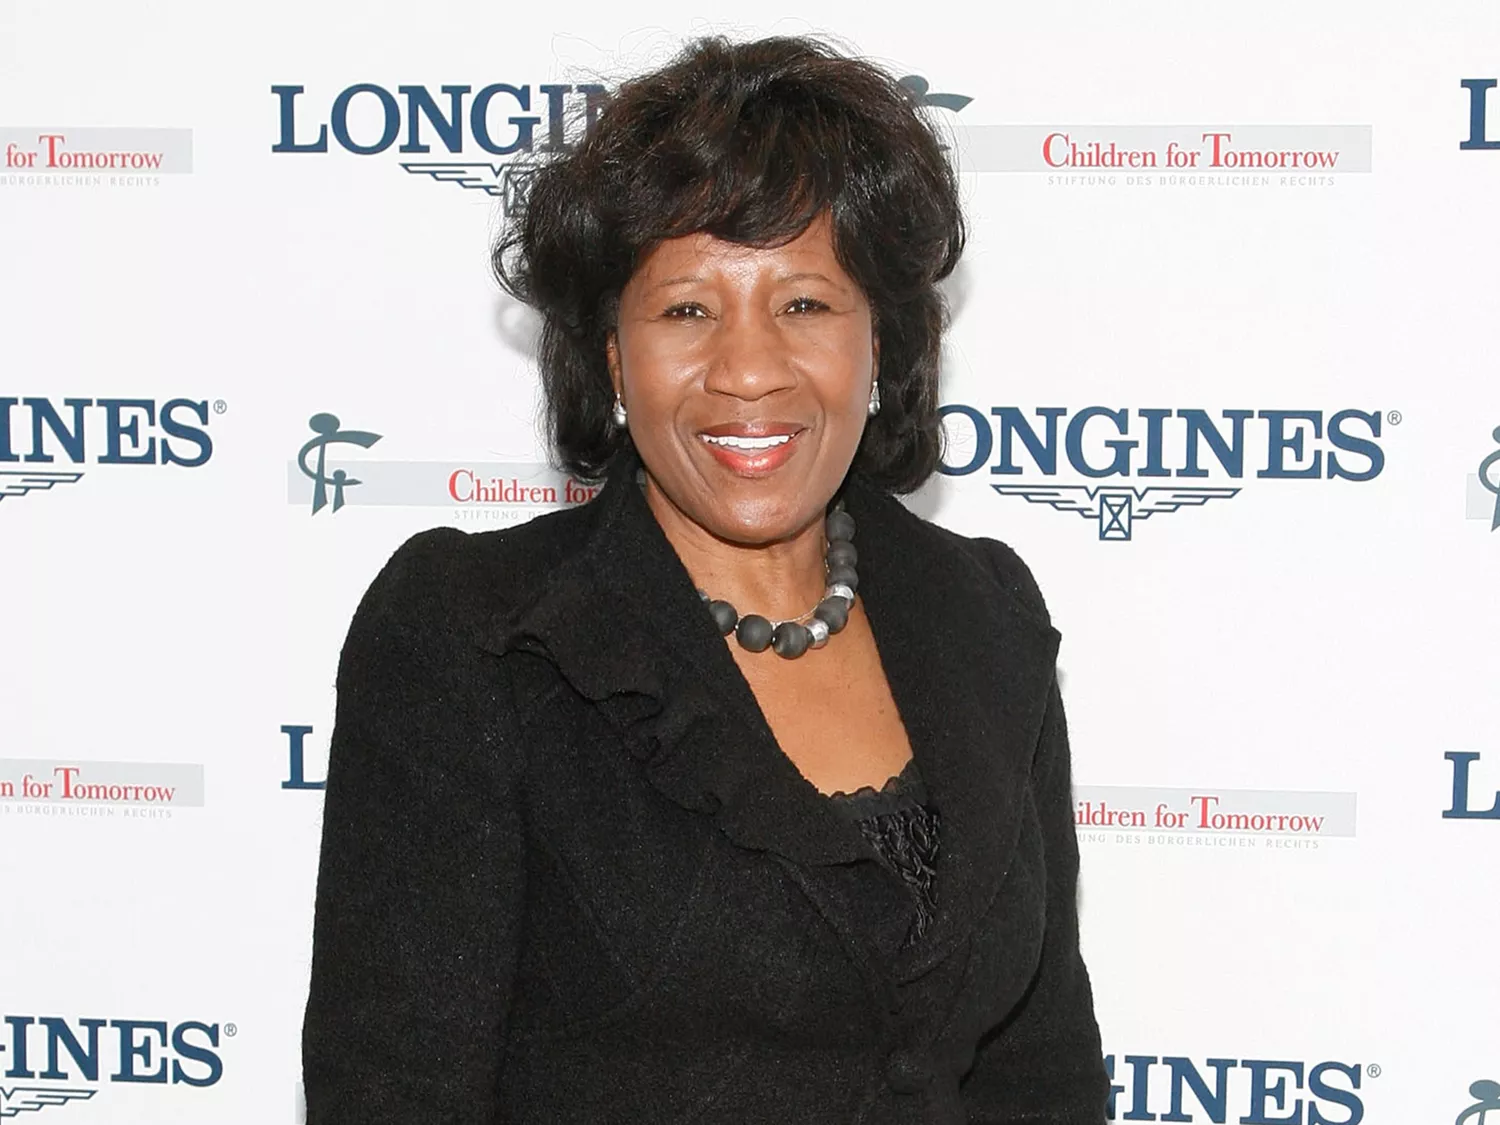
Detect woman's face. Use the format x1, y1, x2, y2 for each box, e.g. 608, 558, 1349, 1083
607, 214, 877, 547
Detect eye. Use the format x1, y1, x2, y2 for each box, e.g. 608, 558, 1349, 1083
662, 302, 710, 319
785, 296, 830, 315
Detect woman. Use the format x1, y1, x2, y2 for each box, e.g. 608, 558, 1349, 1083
302, 35, 1109, 1124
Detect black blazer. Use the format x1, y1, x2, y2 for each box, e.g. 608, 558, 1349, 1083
302, 451, 1109, 1124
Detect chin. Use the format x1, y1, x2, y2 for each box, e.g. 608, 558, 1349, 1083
703, 494, 817, 546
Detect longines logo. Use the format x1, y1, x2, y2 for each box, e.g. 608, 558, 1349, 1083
271, 76, 968, 210
939, 404, 1392, 541
1443, 751, 1500, 820
1461, 78, 1500, 150
0, 396, 218, 508
281, 725, 324, 791
0, 1015, 229, 1118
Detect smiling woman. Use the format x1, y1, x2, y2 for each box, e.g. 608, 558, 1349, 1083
302, 33, 1109, 1125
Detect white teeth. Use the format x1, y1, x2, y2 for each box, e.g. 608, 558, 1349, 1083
702, 433, 794, 451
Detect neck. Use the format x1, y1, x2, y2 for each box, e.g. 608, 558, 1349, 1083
641, 476, 829, 623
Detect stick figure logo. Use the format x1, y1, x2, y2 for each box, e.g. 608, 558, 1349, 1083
1480, 427, 1500, 531
1458, 1080, 1500, 1125
297, 413, 382, 515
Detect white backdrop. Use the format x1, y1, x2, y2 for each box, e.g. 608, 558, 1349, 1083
3, 2, 1498, 1122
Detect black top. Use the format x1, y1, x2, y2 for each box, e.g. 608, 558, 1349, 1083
827, 759, 941, 948
301, 449, 1108, 1124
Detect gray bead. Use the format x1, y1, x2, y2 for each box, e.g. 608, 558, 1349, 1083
814, 596, 850, 633
736, 614, 774, 652
827, 564, 858, 593
772, 622, 811, 658
807, 618, 831, 648
826, 540, 858, 569
825, 510, 855, 541
708, 600, 738, 635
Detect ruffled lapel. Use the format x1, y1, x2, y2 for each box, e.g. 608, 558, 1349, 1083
482, 450, 1062, 981
482, 450, 871, 866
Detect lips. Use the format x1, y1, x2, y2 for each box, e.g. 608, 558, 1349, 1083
697, 422, 806, 476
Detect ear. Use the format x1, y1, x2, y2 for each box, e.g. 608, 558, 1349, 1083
605, 331, 623, 398
871, 329, 880, 383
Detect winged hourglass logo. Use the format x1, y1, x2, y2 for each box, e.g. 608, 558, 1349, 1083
0, 1086, 95, 1117
990, 484, 1240, 542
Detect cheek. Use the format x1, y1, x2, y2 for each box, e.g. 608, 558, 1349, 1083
620, 332, 702, 404
810, 328, 875, 411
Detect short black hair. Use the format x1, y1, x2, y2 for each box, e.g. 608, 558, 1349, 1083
493, 34, 966, 494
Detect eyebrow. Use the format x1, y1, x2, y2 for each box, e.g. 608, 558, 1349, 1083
649, 275, 705, 291
644, 270, 851, 294
776, 271, 843, 288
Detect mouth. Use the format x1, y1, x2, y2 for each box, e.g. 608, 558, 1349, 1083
697, 424, 807, 476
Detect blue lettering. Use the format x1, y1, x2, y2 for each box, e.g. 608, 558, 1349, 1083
471, 83, 539, 155
1325, 410, 1383, 481
0, 397, 17, 463
98, 399, 158, 464
1105, 1053, 1159, 1121
1, 1015, 35, 1078
577, 84, 610, 132
1241, 1059, 1304, 1125
1179, 409, 1252, 478
159, 399, 213, 467
1163, 1056, 1233, 1123
270, 85, 329, 153
1461, 79, 1500, 151
1307, 1062, 1363, 1125
1258, 411, 1323, 479
111, 1020, 169, 1083
170, 1021, 223, 1087
39, 1017, 105, 1082
399, 85, 470, 153
282, 725, 326, 791
538, 83, 571, 150
23, 397, 89, 464
331, 83, 401, 155
937, 404, 991, 475
1139, 408, 1171, 477
994, 406, 1066, 475
1444, 751, 1500, 819
1065, 406, 1135, 477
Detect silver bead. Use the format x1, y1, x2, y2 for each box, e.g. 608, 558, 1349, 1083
826, 582, 855, 603
807, 618, 830, 648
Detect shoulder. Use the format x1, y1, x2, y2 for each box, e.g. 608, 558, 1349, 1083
945, 525, 1052, 628
857, 483, 1052, 629
348, 500, 603, 649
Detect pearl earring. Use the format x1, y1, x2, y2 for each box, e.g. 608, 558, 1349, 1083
867, 380, 881, 417
611, 393, 628, 427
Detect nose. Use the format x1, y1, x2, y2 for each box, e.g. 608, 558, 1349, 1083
702, 307, 798, 402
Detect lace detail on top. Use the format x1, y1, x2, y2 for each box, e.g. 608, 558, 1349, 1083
826, 758, 940, 946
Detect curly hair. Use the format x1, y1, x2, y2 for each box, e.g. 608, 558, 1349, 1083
493, 34, 965, 494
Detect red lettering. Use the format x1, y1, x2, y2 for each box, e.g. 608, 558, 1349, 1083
1043, 132, 1070, 168
39, 133, 65, 167
53, 765, 80, 797
1191, 794, 1218, 827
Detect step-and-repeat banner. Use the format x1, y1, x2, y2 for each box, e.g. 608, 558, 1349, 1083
3, 2, 1497, 1122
